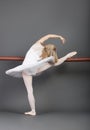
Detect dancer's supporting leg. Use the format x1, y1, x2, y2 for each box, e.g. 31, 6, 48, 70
22, 72, 36, 116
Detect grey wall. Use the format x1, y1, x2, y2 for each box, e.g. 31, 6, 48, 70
0, 0, 90, 114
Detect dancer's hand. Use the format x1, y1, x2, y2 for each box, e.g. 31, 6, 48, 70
59, 36, 66, 44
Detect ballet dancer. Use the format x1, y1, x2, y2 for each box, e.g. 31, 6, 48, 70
6, 34, 77, 116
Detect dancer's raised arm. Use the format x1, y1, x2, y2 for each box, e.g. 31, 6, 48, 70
35, 34, 65, 45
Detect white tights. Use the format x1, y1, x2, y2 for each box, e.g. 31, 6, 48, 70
22, 51, 77, 116
22, 73, 36, 116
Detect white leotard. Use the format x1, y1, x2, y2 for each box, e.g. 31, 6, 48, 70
5, 43, 54, 77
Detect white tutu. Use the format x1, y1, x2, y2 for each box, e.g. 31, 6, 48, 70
5, 34, 67, 78
5, 44, 54, 78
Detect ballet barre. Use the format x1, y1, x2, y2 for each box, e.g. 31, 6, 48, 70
0, 56, 90, 62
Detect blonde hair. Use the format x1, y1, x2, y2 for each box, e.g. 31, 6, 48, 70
40, 43, 58, 63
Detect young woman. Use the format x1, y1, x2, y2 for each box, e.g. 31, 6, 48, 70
6, 34, 77, 116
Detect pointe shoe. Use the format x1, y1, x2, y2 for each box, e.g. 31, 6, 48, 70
66, 51, 77, 58
24, 111, 36, 116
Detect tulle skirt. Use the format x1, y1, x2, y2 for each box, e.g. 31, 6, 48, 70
5, 56, 53, 78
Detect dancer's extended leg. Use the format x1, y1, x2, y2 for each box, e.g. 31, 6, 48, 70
54, 51, 77, 66
37, 51, 77, 73
22, 72, 36, 116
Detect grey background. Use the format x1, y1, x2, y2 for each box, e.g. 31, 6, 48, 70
0, 0, 90, 130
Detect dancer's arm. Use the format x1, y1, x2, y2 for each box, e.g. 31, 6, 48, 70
35, 34, 65, 45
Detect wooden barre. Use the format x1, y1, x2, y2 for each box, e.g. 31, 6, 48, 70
0, 56, 24, 61
0, 56, 90, 62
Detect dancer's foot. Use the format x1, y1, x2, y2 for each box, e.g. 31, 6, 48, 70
66, 51, 77, 58
24, 111, 36, 116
